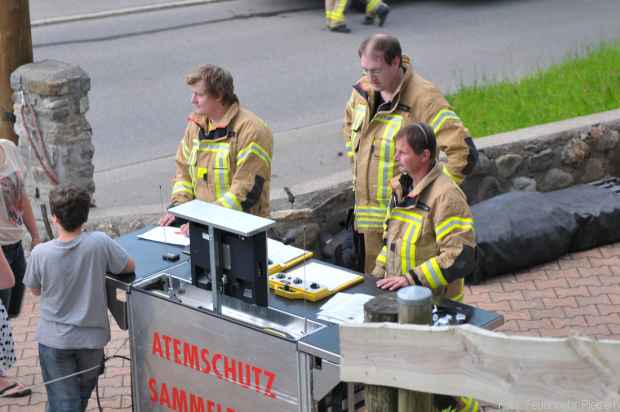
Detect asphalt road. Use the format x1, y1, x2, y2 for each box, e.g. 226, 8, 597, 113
29, 0, 620, 208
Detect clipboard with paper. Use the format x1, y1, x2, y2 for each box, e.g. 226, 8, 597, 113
269, 259, 364, 302
267, 238, 314, 274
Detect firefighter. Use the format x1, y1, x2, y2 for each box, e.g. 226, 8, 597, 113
374, 123, 475, 300
159, 65, 273, 229
374, 123, 478, 412
325, 0, 351, 32
342, 34, 477, 273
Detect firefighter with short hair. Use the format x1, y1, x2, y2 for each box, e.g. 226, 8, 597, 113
374, 122, 478, 412
343, 34, 478, 273
160, 65, 273, 228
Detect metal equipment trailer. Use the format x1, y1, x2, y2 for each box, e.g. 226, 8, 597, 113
106, 200, 502, 412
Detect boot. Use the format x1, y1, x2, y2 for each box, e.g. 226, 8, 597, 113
330, 24, 351, 33
376, 3, 390, 27
362, 15, 374, 25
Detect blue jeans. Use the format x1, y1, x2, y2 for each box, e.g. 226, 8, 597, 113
38, 344, 104, 412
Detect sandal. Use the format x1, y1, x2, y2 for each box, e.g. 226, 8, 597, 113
0, 382, 31, 398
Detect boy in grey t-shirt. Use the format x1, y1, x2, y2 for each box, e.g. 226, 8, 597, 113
24, 184, 135, 412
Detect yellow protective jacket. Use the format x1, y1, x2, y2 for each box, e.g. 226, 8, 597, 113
170, 102, 273, 217
371, 164, 476, 302
343, 55, 477, 234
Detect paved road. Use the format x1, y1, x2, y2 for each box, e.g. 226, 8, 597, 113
29, 0, 620, 208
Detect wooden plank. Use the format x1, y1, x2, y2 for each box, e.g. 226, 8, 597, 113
0, 0, 33, 143
340, 323, 620, 411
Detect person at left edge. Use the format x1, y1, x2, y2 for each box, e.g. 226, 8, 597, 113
159, 65, 273, 228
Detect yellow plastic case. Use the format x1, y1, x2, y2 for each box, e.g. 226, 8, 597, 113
267, 251, 314, 275
268, 260, 364, 302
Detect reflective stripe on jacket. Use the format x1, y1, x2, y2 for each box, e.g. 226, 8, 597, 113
343, 55, 476, 234
171, 102, 273, 217
372, 164, 476, 301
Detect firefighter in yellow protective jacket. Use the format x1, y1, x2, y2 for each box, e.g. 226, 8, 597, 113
160, 65, 272, 228
343, 34, 478, 273
375, 123, 478, 412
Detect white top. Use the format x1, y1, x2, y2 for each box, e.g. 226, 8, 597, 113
169, 199, 274, 236
0, 139, 27, 245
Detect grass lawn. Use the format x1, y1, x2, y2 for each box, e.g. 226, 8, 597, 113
447, 40, 620, 138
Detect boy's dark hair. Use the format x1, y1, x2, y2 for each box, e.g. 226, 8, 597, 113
395, 123, 437, 159
49, 184, 91, 232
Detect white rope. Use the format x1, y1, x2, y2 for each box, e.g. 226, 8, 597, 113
0, 337, 130, 399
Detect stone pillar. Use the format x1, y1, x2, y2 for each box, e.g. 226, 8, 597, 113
10, 60, 95, 239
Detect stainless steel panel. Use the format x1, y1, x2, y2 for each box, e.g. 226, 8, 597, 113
297, 353, 313, 412
312, 359, 340, 401
169, 200, 274, 236
134, 274, 325, 341
298, 341, 340, 364
129, 289, 302, 412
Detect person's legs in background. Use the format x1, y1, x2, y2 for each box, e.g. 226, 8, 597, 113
362, 0, 390, 26
363, 231, 384, 274
325, 0, 351, 32
0, 242, 26, 317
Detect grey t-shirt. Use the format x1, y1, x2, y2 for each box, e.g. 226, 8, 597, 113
24, 231, 129, 349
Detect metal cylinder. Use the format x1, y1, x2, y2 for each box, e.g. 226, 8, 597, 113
397, 286, 433, 412
397, 286, 432, 326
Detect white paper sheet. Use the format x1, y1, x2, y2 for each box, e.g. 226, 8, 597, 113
137, 226, 190, 247
267, 238, 309, 265
283, 261, 362, 291
317, 292, 375, 324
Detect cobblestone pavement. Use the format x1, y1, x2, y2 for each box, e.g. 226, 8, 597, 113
1, 242, 619, 411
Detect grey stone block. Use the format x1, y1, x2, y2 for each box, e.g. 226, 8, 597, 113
477, 176, 502, 201
512, 176, 537, 192
541, 168, 574, 191
11, 60, 89, 97
594, 129, 619, 152
495, 154, 523, 178
580, 158, 605, 183
561, 137, 590, 166
528, 148, 555, 172
472, 152, 493, 176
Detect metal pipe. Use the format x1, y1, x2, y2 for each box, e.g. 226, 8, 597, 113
208, 224, 221, 314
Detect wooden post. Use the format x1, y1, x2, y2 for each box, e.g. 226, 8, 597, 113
363, 293, 399, 412
0, 0, 33, 143
397, 286, 433, 412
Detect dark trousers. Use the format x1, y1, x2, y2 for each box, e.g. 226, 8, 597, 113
0, 241, 26, 318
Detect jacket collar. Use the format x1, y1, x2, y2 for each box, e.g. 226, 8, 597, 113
392, 162, 441, 207
409, 162, 442, 199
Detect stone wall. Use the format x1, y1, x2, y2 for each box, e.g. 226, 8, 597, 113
462, 110, 620, 204
84, 110, 620, 258
11, 60, 95, 239
266, 109, 620, 254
